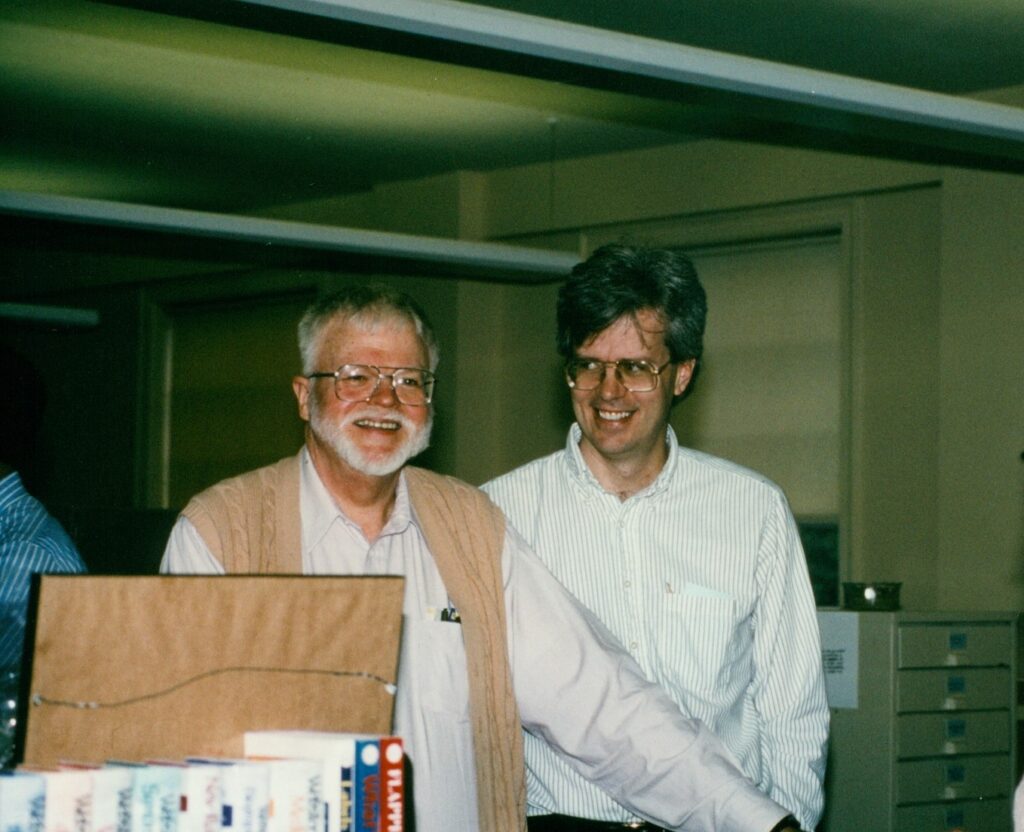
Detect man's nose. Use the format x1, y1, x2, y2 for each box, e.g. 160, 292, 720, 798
368, 374, 400, 404
597, 363, 625, 396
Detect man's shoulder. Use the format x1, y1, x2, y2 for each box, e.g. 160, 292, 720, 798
403, 467, 506, 541
192, 454, 300, 497
481, 448, 565, 496
0, 505, 84, 573
405, 465, 494, 507
676, 445, 780, 490
183, 454, 302, 521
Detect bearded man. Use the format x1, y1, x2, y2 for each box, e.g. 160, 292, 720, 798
161, 285, 801, 832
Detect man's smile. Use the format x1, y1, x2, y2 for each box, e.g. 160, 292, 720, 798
596, 408, 633, 422
355, 418, 401, 431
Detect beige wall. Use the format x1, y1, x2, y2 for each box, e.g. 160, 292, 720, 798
938, 169, 1024, 612
326, 136, 1021, 614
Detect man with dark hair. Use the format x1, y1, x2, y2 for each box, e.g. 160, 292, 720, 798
484, 244, 828, 831
162, 285, 800, 832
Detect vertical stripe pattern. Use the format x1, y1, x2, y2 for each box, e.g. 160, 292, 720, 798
0, 472, 87, 668
483, 426, 829, 831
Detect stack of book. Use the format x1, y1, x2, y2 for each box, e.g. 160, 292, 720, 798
0, 733, 403, 832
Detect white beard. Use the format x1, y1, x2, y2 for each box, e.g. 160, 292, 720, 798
310, 400, 432, 477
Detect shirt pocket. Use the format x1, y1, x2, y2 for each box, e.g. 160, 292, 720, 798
654, 585, 747, 696
399, 618, 471, 720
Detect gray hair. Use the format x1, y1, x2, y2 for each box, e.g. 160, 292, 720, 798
298, 285, 440, 373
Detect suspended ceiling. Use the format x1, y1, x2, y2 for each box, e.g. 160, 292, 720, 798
2, 0, 1023, 218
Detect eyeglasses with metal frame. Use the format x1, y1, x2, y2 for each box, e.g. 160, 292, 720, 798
307, 364, 436, 406
564, 357, 673, 392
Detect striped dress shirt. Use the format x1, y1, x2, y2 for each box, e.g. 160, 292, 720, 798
483, 425, 829, 831
0, 471, 86, 669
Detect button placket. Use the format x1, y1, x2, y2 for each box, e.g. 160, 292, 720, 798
617, 501, 645, 661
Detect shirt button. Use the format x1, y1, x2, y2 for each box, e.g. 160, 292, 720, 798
629, 641, 639, 651
623, 580, 631, 588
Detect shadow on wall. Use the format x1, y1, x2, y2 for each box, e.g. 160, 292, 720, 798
49, 505, 179, 576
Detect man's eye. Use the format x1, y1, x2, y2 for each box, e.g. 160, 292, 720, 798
620, 361, 648, 375
397, 375, 422, 388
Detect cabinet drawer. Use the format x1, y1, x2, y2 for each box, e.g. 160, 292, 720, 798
899, 623, 1012, 668
896, 797, 1009, 832
897, 711, 1010, 757
896, 755, 1011, 803
897, 667, 1011, 711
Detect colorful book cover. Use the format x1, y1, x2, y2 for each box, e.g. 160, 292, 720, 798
185, 760, 267, 832
352, 740, 378, 832
377, 738, 403, 832
148, 761, 221, 832
243, 731, 376, 832
57, 764, 133, 832
0, 772, 46, 832
259, 759, 321, 832
107, 762, 181, 832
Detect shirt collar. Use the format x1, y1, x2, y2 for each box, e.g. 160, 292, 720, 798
299, 447, 415, 551
0, 470, 24, 508
563, 422, 679, 500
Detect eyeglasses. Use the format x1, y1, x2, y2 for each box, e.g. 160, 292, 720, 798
565, 358, 673, 392
307, 364, 436, 406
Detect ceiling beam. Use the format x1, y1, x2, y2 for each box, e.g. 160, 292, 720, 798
0, 191, 580, 283
238, 0, 1024, 167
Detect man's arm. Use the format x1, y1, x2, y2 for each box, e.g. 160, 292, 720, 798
0, 534, 85, 667
750, 493, 829, 830
502, 526, 792, 832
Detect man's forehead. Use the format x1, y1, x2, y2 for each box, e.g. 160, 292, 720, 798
581, 309, 668, 353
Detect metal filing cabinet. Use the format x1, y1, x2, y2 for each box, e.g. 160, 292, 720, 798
819, 610, 1018, 832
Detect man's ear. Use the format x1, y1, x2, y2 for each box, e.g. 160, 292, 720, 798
293, 375, 312, 423
673, 359, 696, 397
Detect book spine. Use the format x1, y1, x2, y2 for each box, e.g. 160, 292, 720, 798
352, 741, 379, 832
378, 738, 403, 832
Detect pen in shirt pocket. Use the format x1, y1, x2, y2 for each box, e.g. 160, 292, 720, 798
427, 599, 461, 623
441, 599, 461, 623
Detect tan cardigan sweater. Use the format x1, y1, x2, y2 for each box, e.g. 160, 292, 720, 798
182, 453, 526, 831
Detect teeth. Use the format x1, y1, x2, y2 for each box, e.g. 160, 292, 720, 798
356, 419, 400, 430
597, 410, 630, 421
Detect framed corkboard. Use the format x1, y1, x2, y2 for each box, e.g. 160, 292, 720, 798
19, 575, 404, 766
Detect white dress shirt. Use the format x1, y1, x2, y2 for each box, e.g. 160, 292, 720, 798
484, 426, 829, 831
162, 448, 789, 832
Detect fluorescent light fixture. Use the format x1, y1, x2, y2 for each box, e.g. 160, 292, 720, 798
0, 190, 580, 282
0, 302, 100, 327
240, 0, 1024, 163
